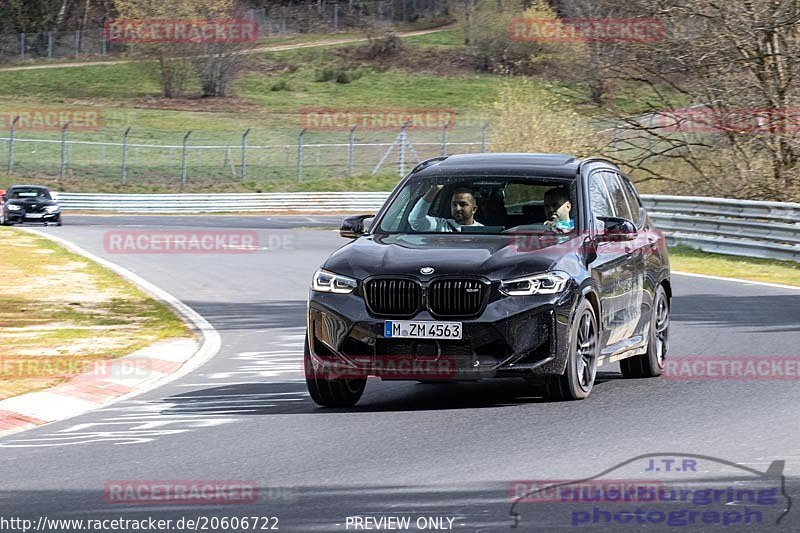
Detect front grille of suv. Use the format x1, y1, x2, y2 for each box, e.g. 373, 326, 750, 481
364, 278, 422, 316
364, 277, 488, 318
428, 279, 488, 317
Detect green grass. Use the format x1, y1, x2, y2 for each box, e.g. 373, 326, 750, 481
669, 245, 800, 287
0, 24, 692, 191
0, 227, 192, 399
402, 28, 464, 47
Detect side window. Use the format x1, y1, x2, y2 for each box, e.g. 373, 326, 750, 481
601, 171, 633, 222
588, 173, 615, 230
620, 176, 642, 227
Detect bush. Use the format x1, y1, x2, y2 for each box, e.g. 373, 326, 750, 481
314, 67, 362, 84
270, 79, 292, 91
463, 0, 580, 74
490, 79, 600, 156
366, 31, 403, 59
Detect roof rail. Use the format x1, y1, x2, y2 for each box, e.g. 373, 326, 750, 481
408, 156, 448, 175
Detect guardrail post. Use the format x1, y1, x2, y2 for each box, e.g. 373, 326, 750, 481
440, 121, 450, 156
7, 115, 19, 174
121, 127, 131, 185
47, 32, 53, 58
181, 131, 192, 187
241, 128, 250, 182
348, 125, 358, 176
481, 121, 489, 152
297, 128, 307, 182
20, 33, 25, 61
60, 122, 71, 179
75, 30, 81, 58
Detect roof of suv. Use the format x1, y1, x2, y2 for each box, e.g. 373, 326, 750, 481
411, 153, 603, 179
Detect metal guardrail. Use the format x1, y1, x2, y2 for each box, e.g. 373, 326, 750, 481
52, 192, 800, 262
54, 192, 391, 213
640, 195, 800, 262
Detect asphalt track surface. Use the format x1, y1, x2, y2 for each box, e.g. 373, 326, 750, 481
1, 215, 799, 532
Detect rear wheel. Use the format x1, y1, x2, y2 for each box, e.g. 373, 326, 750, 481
620, 285, 669, 378
304, 334, 366, 407
544, 299, 599, 401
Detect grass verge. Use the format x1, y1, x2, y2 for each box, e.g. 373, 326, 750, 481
669, 245, 800, 287
0, 227, 192, 400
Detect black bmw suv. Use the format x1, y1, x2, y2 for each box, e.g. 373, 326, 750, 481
306, 153, 670, 406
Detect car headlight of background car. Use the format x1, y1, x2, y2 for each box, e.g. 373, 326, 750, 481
312, 269, 358, 294
44, 205, 60, 213
499, 271, 570, 296
6, 204, 21, 211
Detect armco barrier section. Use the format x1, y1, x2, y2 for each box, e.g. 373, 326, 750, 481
51, 192, 799, 262
641, 195, 800, 263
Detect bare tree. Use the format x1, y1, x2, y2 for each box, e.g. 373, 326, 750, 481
599, 0, 800, 200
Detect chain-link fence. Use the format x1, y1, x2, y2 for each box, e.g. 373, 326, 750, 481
0, 122, 490, 189
0, 1, 455, 64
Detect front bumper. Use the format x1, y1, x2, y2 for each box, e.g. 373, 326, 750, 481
307, 288, 578, 381
4, 210, 60, 223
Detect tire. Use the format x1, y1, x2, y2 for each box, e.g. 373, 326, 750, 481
304, 334, 366, 407
55, 215, 62, 226
544, 299, 599, 401
620, 285, 669, 378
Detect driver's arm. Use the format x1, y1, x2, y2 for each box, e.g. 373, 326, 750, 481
408, 185, 444, 232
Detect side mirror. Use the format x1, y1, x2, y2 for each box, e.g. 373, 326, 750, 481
340, 214, 374, 239
597, 216, 637, 242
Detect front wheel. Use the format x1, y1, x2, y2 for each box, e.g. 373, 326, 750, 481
304, 334, 366, 407
620, 285, 669, 378
544, 299, 599, 401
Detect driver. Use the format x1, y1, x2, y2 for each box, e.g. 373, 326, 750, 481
409, 184, 483, 232
543, 187, 574, 233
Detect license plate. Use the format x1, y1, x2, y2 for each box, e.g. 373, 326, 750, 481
25, 213, 43, 218
384, 321, 462, 340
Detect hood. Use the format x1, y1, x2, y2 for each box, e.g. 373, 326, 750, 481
323, 233, 586, 281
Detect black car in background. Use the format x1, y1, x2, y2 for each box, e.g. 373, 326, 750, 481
305, 153, 671, 406
1, 185, 62, 226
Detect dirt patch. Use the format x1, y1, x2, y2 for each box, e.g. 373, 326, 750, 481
128, 96, 264, 114
336, 41, 480, 76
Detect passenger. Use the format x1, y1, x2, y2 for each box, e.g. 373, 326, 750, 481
409, 184, 484, 232
543, 187, 574, 233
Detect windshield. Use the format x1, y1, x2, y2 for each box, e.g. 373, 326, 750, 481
377, 176, 578, 236
10, 187, 51, 200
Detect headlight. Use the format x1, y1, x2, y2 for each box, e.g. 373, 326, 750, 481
312, 269, 358, 294
6, 204, 21, 211
500, 271, 570, 296
45, 205, 60, 213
